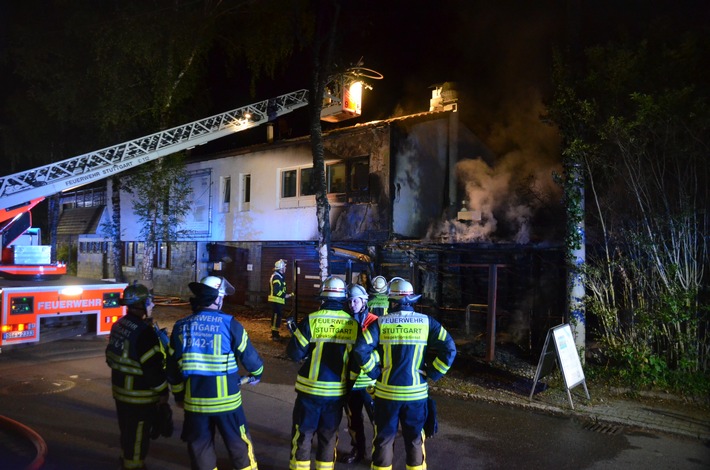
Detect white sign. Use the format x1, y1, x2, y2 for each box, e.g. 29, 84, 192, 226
530, 323, 590, 409
552, 324, 585, 388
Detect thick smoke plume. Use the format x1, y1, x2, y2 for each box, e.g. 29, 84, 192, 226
426, 92, 562, 244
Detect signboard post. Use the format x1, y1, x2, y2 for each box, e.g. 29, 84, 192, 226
529, 323, 590, 409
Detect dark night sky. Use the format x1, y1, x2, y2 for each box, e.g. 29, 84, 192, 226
1, 0, 708, 165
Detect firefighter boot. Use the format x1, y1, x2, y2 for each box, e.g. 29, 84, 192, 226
271, 330, 281, 341
342, 447, 364, 464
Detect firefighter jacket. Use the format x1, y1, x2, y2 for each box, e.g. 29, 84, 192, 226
286, 299, 358, 398
168, 308, 264, 414
106, 313, 168, 405
353, 306, 457, 402
268, 270, 287, 305
368, 293, 389, 317
349, 311, 379, 391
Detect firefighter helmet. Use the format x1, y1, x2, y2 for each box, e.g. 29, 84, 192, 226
388, 278, 421, 304
189, 275, 235, 298
370, 275, 388, 294
320, 276, 346, 299
346, 283, 369, 300
274, 259, 287, 271
119, 282, 152, 306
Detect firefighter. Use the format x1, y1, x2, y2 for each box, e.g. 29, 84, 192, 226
269, 259, 294, 341
367, 275, 390, 317
341, 283, 379, 464
286, 276, 358, 470
106, 282, 168, 470
168, 276, 263, 470
353, 278, 457, 470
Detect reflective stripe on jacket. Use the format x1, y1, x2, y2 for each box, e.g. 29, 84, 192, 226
368, 294, 389, 317
354, 308, 457, 402
168, 309, 264, 414
287, 305, 358, 398
268, 271, 286, 304
106, 314, 167, 405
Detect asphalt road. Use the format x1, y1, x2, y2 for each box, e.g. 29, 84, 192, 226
0, 336, 708, 469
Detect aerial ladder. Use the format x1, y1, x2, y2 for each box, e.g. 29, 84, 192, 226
0, 70, 375, 348
0, 64, 378, 279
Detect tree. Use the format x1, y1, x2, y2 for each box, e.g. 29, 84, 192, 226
549, 28, 710, 380
308, 0, 342, 280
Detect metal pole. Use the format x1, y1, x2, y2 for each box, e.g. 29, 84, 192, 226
485, 264, 498, 362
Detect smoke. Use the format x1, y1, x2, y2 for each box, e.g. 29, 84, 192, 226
426, 92, 562, 244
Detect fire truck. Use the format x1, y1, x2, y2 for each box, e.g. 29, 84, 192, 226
0, 78, 366, 351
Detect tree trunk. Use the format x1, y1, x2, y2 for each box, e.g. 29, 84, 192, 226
310, 0, 341, 280
110, 176, 125, 282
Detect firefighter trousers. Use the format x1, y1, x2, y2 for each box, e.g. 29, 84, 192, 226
345, 387, 374, 454
372, 398, 427, 470
290, 393, 345, 470
115, 400, 157, 470
182, 409, 257, 470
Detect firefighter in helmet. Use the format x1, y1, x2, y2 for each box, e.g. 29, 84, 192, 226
286, 276, 358, 469
353, 278, 457, 469
368, 275, 390, 317
106, 282, 168, 470
341, 283, 379, 464
269, 259, 294, 341
168, 276, 263, 470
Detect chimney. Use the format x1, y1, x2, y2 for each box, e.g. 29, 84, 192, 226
429, 82, 458, 112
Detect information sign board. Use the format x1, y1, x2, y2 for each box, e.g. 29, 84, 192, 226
529, 324, 590, 409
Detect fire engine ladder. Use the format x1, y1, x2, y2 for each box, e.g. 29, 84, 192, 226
0, 89, 310, 213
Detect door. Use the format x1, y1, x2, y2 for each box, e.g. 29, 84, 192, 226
207, 244, 248, 305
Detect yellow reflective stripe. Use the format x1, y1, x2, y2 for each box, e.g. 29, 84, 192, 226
184, 389, 243, 413
374, 382, 428, 401
361, 354, 377, 374
237, 329, 249, 353
214, 334, 222, 355
438, 327, 448, 341
294, 329, 308, 347
353, 371, 376, 388
432, 356, 451, 374
182, 352, 238, 373
290, 424, 304, 470
308, 342, 323, 379
412, 344, 425, 385
238, 423, 257, 470
112, 385, 162, 404
382, 344, 392, 384
251, 365, 264, 376
315, 460, 335, 469
294, 376, 347, 397
139, 344, 162, 363
106, 350, 143, 375
362, 328, 373, 343
268, 295, 285, 304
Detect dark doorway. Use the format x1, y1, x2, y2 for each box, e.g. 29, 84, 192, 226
207, 244, 248, 305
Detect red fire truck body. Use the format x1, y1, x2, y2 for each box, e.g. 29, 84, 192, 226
0, 277, 126, 349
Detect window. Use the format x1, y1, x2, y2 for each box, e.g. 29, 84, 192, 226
154, 242, 171, 269
124, 241, 136, 266
327, 162, 346, 194
220, 176, 231, 213
240, 173, 251, 211
279, 158, 369, 208
281, 169, 297, 198
348, 157, 370, 203
300, 167, 315, 196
